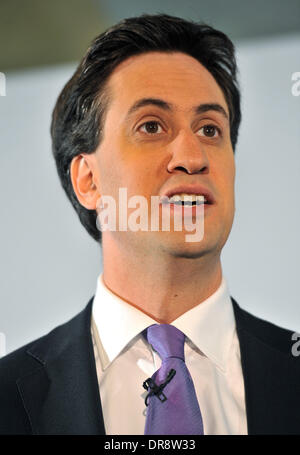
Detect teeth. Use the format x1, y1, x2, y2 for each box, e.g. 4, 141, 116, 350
169, 195, 182, 203
168, 193, 206, 204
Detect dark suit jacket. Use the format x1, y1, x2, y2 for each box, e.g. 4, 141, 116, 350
0, 296, 300, 435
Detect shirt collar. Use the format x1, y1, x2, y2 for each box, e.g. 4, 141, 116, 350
171, 277, 235, 372
92, 273, 235, 372
92, 274, 157, 369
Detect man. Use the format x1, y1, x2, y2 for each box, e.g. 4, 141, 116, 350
0, 14, 299, 435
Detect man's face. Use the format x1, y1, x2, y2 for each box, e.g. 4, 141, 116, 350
92, 51, 235, 258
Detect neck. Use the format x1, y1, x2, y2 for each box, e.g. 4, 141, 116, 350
101, 236, 223, 324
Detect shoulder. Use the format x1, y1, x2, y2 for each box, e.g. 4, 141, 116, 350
231, 297, 297, 356
0, 297, 93, 391
0, 297, 94, 434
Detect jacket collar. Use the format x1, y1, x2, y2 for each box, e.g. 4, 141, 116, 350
16, 297, 105, 435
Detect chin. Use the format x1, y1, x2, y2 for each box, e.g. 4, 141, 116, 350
158, 232, 213, 259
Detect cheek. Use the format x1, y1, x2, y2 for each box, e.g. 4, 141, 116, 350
96, 146, 149, 199
95, 147, 119, 196
224, 168, 236, 217
213, 159, 235, 211
220, 153, 235, 189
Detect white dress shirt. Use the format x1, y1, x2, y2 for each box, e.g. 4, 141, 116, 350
91, 273, 247, 435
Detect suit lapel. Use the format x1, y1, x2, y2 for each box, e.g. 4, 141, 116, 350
232, 298, 300, 434
16, 297, 106, 435
16, 294, 300, 434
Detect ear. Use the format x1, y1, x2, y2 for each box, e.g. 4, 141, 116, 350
70, 154, 100, 210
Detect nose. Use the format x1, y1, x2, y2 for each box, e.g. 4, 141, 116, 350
166, 129, 209, 175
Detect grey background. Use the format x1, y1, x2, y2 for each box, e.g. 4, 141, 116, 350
0, 1, 300, 355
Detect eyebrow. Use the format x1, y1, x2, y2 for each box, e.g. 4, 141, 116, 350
126, 97, 229, 121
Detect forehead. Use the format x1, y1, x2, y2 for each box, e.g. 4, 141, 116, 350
104, 51, 228, 115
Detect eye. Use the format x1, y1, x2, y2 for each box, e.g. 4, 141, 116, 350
197, 124, 221, 138
139, 121, 163, 135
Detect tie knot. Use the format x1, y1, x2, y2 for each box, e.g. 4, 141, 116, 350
143, 324, 185, 361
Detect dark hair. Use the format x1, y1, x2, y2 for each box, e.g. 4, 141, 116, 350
51, 13, 241, 243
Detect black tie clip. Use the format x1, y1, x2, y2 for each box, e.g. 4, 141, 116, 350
143, 368, 176, 406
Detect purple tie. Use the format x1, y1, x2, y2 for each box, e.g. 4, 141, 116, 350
142, 324, 204, 435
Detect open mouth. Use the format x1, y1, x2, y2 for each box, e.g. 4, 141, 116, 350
161, 194, 212, 206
